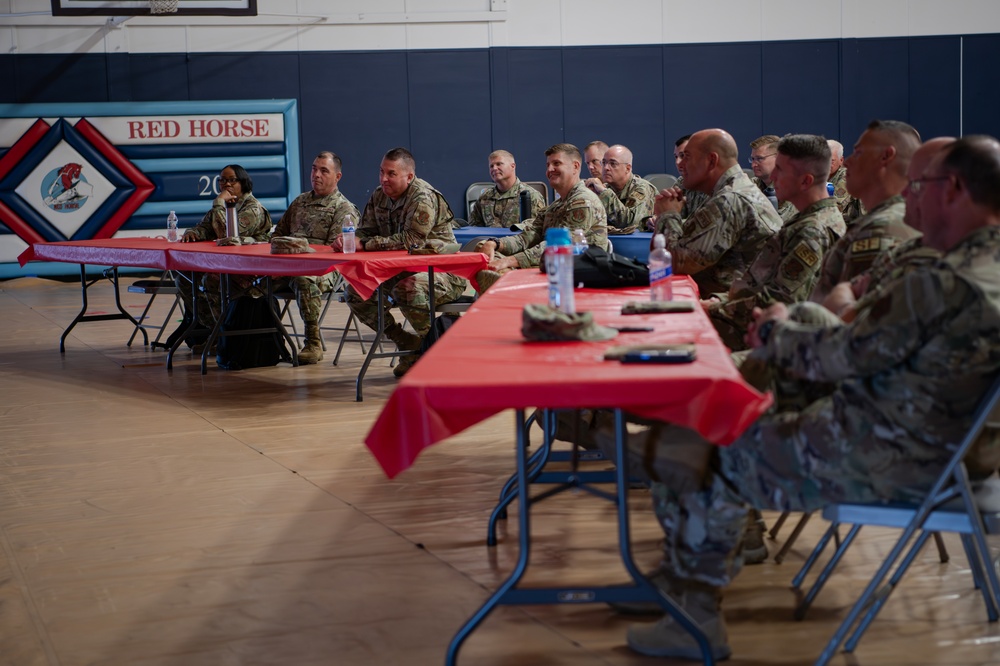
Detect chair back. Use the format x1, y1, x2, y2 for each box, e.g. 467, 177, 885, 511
643, 173, 677, 192
465, 182, 493, 219
523, 181, 550, 204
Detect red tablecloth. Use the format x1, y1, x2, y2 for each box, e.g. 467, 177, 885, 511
18, 239, 487, 301
365, 270, 773, 478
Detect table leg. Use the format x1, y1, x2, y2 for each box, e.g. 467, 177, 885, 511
166, 271, 202, 372
60, 264, 148, 352
445, 408, 716, 665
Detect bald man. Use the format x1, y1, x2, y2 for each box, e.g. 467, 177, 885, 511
809, 120, 922, 303
827, 139, 864, 222
651, 129, 783, 295
583, 144, 658, 234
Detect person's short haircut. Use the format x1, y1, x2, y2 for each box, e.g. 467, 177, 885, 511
584, 140, 608, 152
315, 151, 342, 172
939, 134, 1000, 212
546, 143, 582, 162
777, 134, 832, 184
489, 149, 514, 163
223, 164, 253, 193
866, 119, 922, 172
383, 147, 416, 171
675, 134, 692, 147
750, 134, 781, 151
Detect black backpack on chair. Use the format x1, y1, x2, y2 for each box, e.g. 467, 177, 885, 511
215, 296, 289, 370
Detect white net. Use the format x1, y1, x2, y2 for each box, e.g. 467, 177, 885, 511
149, 0, 179, 14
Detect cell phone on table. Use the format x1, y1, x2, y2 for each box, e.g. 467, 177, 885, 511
620, 347, 697, 364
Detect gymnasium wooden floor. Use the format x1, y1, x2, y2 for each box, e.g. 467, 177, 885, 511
0, 273, 997, 666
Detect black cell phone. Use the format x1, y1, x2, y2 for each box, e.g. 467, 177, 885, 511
620, 347, 697, 364
614, 326, 655, 333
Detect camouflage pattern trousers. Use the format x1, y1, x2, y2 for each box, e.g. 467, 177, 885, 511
176, 271, 263, 325
345, 271, 467, 336
273, 273, 338, 324
622, 397, 945, 589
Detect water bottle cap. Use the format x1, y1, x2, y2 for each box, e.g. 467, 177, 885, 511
169, 210, 175, 215
545, 227, 571, 245
653, 233, 666, 248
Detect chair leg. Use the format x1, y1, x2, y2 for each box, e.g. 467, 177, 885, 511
150, 294, 181, 348
127, 287, 160, 347
794, 523, 862, 621
773, 512, 812, 564
932, 531, 950, 563
769, 511, 791, 540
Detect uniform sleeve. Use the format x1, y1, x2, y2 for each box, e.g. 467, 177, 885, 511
362, 190, 437, 251
529, 189, 546, 218
761, 268, 954, 383
499, 217, 545, 268
186, 205, 222, 241
273, 201, 295, 237
239, 199, 272, 242
600, 182, 654, 229
656, 195, 742, 275
754, 229, 828, 306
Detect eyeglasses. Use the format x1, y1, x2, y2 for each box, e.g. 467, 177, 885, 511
747, 153, 776, 165
907, 175, 950, 194
219, 177, 239, 184
601, 159, 624, 168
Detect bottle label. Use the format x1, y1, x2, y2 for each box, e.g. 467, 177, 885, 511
650, 265, 672, 283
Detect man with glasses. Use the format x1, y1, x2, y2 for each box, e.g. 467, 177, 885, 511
273, 151, 360, 364
748, 134, 798, 221
468, 149, 545, 229
584, 144, 657, 234
808, 120, 921, 303
584, 140, 609, 180
605, 133, 1000, 664
650, 128, 782, 296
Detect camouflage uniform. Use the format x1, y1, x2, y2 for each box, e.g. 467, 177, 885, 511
649, 224, 1000, 588
273, 188, 359, 322
809, 194, 917, 302
177, 193, 272, 323
347, 177, 466, 336
829, 165, 865, 223
468, 179, 545, 229
598, 173, 657, 234
654, 165, 783, 295
677, 176, 709, 219
752, 176, 798, 223
707, 198, 845, 350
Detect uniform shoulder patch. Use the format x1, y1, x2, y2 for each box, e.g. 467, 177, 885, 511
793, 242, 820, 266
851, 237, 883, 254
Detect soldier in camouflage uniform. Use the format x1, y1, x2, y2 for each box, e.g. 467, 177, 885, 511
475, 143, 609, 292
652, 129, 783, 296
748, 135, 798, 222
827, 139, 865, 222
647, 136, 710, 231
583, 144, 657, 234
607, 135, 1000, 661
172, 164, 272, 338
584, 140, 608, 180
809, 120, 922, 303
468, 149, 545, 229
706, 135, 846, 351
272, 152, 360, 365
341, 147, 466, 377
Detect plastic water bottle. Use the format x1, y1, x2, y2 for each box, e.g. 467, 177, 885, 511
571, 228, 588, 255
342, 215, 356, 254
544, 227, 575, 314
166, 210, 179, 242
649, 233, 673, 301
224, 200, 238, 238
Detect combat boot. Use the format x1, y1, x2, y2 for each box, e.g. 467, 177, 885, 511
741, 509, 769, 564
393, 352, 420, 378
626, 579, 731, 661
297, 321, 324, 365
384, 322, 423, 351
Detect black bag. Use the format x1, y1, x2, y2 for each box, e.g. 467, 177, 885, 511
417, 313, 460, 356
215, 296, 289, 370
570, 246, 650, 288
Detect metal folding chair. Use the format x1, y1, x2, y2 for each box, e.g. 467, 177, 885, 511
127, 270, 182, 349
791, 376, 1000, 666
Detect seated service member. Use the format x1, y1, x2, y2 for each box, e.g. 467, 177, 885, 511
175, 164, 272, 327
652, 128, 783, 295
584, 144, 657, 234
607, 134, 1000, 662
827, 138, 865, 222
705, 134, 846, 351
272, 151, 360, 365
748, 134, 798, 221
468, 149, 545, 229
337, 147, 467, 378
475, 143, 609, 292
584, 140, 609, 180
